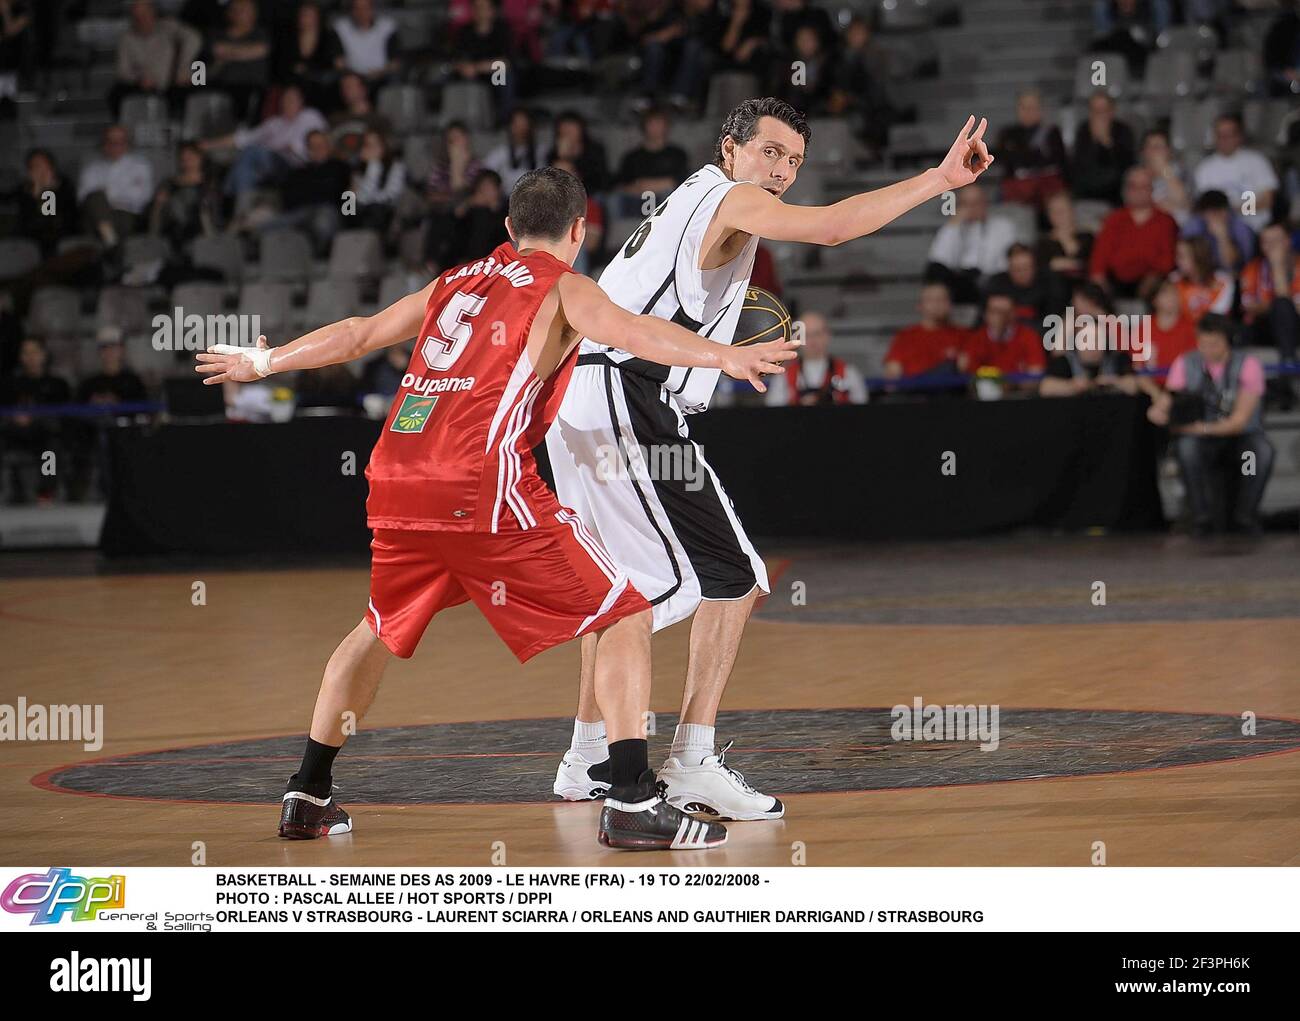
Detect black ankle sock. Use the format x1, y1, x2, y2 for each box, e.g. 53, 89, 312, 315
607, 738, 648, 790
296, 737, 340, 792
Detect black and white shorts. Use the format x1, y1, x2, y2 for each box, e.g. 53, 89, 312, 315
544, 356, 769, 633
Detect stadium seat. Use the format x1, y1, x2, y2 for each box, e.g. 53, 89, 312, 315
182, 91, 235, 141
1212, 48, 1265, 97
994, 204, 1038, 245
377, 84, 428, 134
191, 234, 245, 283
807, 118, 855, 174
1156, 24, 1219, 65
441, 81, 494, 131
302, 277, 361, 329
1243, 98, 1293, 147
123, 235, 172, 270
706, 73, 760, 121
1072, 199, 1113, 233
402, 135, 434, 184
171, 282, 227, 321
605, 217, 643, 256
378, 269, 428, 310
0, 238, 41, 280
257, 229, 314, 282
328, 230, 385, 280
96, 286, 152, 334
1074, 52, 1130, 101
238, 282, 296, 336
1168, 98, 1221, 154
26, 286, 82, 340
1143, 50, 1198, 101
120, 95, 171, 146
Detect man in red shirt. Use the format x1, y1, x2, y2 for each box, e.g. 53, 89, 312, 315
1089, 166, 1178, 300
196, 168, 796, 851
884, 281, 968, 379
961, 288, 1046, 386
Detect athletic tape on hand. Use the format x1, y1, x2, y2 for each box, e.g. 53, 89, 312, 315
209, 343, 273, 378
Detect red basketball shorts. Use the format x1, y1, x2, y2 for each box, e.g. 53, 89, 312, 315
364, 510, 650, 662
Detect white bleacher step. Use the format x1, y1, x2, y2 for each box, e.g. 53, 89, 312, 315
0, 504, 106, 550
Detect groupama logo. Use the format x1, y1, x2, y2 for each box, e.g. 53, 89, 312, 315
1, 868, 126, 924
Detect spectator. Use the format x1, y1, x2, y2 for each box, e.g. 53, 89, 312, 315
627, 0, 685, 106
668, 0, 727, 110
149, 141, 222, 248
1040, 282, 1137, 397
427, 121, 485, 209
273, 1, 343, 112
1070, 91, 1136, 206
764, 311, 866, 406
925, 183, 1018, 304
772, 0, 836, 56
76, 338, 147, 407
717, 0, 772, 76
1182, 189, 1255, 273
1263, 0, 1300, 97
452, 0, 516, 121
109, 1, 201, 119
1172, 236, 1234, 322
483, 108, 543, 194
986, 242, 1066, 326
0, 0, 33, 116
1147, 314, 1272, 535
351, 129, 406, 235
771, 23, 834, 116
962, 288, 1047, 383
259, 129, 350, 255
13, 148, 77, 258
441, 168, 511, 268
77, 124, 156, 249
1036, 190, 1094, 281
333, 0, 399, 84
294, 362, 359, 412
995, 88, 1067, 209
1193, 115, 1279, 234
612, 107, 689, 216
548, 156, 603, 272
0, 337, 70, 503
205, 84, 328, 207
883, 281, 968, 381
1139, 128, 1191, 224
829, 16, 897, 154
1240, 222, 1300, 365
1147, 275, 1197, 382
1089, 166, 1177, 300
543, 0, 615, 64
209, 0, 271, 122
546, 110, 609, 193
329, 71, 393, 161
360, 340, 413, 398
1091, 0, 1162, 77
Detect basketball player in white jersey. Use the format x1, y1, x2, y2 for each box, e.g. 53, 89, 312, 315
547, 98, 993, 819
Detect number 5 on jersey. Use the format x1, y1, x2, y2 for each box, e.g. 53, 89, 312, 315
422, 290, 486, 371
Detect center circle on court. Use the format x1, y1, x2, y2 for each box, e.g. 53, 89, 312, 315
35, 708, 1300, 805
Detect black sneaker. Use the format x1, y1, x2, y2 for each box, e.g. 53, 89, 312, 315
278, 777, 353, 839
598, 771, 727, 850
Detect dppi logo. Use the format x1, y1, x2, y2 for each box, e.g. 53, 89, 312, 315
1, 868, 125, 924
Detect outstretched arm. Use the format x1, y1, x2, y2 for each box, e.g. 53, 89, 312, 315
556, 273, 797, 392
718, 116, 995, 247
195, 282, 436, 384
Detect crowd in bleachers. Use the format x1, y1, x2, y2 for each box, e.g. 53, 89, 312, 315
0, 0, 1298, 527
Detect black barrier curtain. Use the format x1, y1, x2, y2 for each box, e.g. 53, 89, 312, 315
101, 396, 1164, 556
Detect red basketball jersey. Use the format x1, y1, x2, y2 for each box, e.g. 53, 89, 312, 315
366, 242, 577, 533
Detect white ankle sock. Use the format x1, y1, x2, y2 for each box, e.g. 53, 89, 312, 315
571, 718, 607, 759
670, 723, 715, 767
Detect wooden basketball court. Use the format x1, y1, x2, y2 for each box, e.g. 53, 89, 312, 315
3, 535, 1298, 867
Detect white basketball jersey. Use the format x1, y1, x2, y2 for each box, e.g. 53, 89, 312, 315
580, 163, 758, 413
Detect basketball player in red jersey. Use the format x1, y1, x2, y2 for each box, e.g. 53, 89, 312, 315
196, 168, 797, 850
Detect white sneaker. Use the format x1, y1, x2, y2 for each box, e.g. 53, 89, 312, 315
658, 740, 784, 821
552, 748, 610, 801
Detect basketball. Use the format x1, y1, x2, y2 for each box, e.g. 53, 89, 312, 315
733, 286, 793, 346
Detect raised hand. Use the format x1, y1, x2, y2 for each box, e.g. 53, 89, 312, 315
937, 116, 994, 190
195, 335, 274, 385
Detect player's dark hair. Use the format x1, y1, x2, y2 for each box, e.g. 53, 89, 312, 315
508, 166, 587, 242
713, 97, 811, 168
